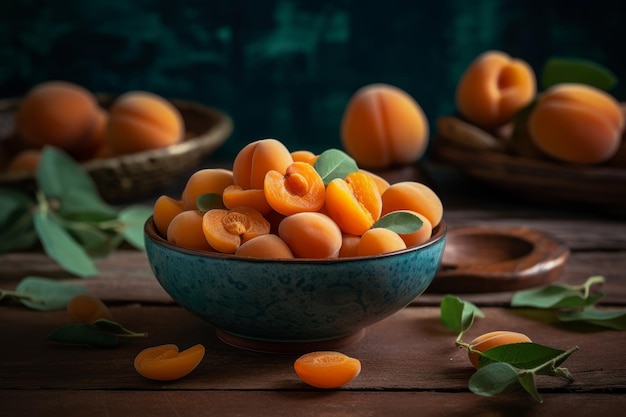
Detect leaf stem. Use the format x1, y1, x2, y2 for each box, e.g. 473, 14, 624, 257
525, 345, 579, 383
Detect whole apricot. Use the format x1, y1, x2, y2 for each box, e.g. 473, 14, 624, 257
16, 81, 100, 152
278, 212, 342, 258
341, 83, 429, 169
468, 330, 532, 369
528, 83, 624, 164
380, 181, 443, 228
105, 91, 184, 155
456, 50, 536, 128
232, 138, 293, 190
5, 149, 42, 173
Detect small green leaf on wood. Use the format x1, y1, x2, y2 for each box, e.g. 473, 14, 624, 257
372, 211, 423, 234
440, 294, 484, 336
511, 276, 605, 309
46, 323, 119, 347
541, 57, 618, 91
118, 205, 153, 250
197, 193, 226, 212
558, 307, 626, 330
14, 276, 85, 311
92, 318, 148, 337
313, 148, 359, 184
468, 362, 521, 397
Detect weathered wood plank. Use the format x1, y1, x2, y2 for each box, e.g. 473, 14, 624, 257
1, 306, 624, 391
1, 390, 625, 417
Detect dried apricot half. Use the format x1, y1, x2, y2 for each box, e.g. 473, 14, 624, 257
134, 343, 205, 381
294, 351, 361, 389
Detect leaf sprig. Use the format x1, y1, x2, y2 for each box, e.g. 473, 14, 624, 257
440, 295, 578, 403
0, 146, 153, 277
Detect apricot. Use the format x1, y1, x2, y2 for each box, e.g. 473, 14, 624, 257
341, 83, 429, 168
294, 351, 361, 389
468, 330, 532, 369
381, 181, 443, 228
66, 293, 113, 323
456, 50, 536, 128
360, 169, 390, 195
181, 168, 234, 211
264, 161, 326, 216
134, 344, 205, 381
278, 212, 342, 258
202, 206, 270, 253
222, 185, 272, 215
5, 149, 42, 173
167, 210, 214, 252
71, 107, 109, 161
338, 234, 361, 258
235, 234, 294, 258
153, 195, 185, 237
15, 81, 100, 152
394, 210, 432, 247
357, 227, 407, 256
105, 91, 184, 155
291, 150, 318, 164
325, 171, 382, 236
232, 138, 294, 189
528, 83, 624, 164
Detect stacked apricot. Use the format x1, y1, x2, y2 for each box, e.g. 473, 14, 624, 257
154, 138, 443, 259
5, 80, 184, 172
451, 50, 626, 166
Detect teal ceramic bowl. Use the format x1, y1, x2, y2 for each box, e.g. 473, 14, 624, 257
144, 216, 446, 353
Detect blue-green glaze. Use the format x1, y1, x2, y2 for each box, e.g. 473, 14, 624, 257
144, 217, 446, 343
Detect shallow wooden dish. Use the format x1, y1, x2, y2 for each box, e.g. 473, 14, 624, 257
430, 225, 569, 293
432, 116, 626, 217
0, 95, 233, 202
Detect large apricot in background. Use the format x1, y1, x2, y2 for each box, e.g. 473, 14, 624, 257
456, 50, 536, 128
528, 83, 624, 164
340, 83, 429, 169
15, 81, 100, 152
105, 91, 184, 155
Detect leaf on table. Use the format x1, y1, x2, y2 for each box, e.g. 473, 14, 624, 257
313, 148, 359, 185
477, 342, 565, 370
558, 307, 626, 330
197, 193, 226, 212
468, 362, 521, 397
36, 146, 118, 222
541, 57, 618, 91
511, 284, 603, 309
15, 276, 85, 311
440, 295, 484, 335
373, 211, 423, 234
34, 210, 99, 277
118, 205, 153, 250
92, 318, 148, 337
46, 323, 119, 347
66, 221, 125, 259
518, 372, 543, 403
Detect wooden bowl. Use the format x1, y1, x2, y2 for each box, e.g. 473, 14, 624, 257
432, 116, 626, 217
0, 95, 233, 202
430, 225, 569, 293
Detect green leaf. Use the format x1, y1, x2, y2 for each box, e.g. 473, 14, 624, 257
65, 221, 124, 259
46, 323, 119, 347
196, 193, 226, 212
468, 362, 521, 397
511, 283, 602, 309
92, 319, 148, 337
34, 209, 99, 277
118, 205, 153, 250
14, 276, 85, 311
518, 372, 543, 403
372, 211, 423, 234
477, 342, 565, 370
0, 188, 37, 253
541, 57, 618, 91
440, 295, 484, 335
313, 148, 359, 184
37, 147, 118, 222
558, 307, 626, 330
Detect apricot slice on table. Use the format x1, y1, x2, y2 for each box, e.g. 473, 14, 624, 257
325, 171, 382, 236
294, 351, 361, 389
134, 344, 205, 381
202, 206, 270, 253
264, 161, 326, 216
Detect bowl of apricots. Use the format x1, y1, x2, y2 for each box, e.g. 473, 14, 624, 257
0, 80, 232, 201
433, 50, 626, 216
144, 138, 447, 353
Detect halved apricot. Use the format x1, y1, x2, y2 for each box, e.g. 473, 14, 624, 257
202, 206, 270, 253
264, 161, 326, 216
134, 344, 205, 381
294, 351, 361, 389
325, 171, 382, 235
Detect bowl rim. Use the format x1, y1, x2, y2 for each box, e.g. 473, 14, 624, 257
144, 215, 447, 264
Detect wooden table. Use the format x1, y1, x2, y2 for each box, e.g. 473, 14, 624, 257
1, 162, 625, 416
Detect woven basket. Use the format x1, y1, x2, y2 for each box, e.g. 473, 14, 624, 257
432, 116, 626, 217
0, 95, 232, 202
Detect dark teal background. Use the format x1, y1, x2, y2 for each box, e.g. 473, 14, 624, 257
2, 0, 624, 159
